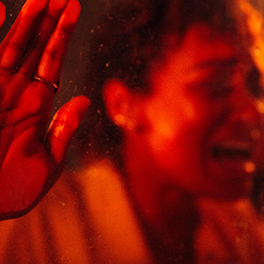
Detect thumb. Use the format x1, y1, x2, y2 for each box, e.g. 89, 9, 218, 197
45, 95, 90, 163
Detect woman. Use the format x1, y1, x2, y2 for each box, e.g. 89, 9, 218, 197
0, 0, 264, 263
81, 0, 264, 262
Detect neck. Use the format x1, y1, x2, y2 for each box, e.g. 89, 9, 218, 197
123, 145, 199, 263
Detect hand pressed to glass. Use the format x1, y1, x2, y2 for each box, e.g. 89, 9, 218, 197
0, 0, 89, 220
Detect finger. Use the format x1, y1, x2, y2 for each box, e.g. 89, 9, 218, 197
0, 0, 48, 70
0, 2, 6, 29
35, 0, 81, 83
45, 95, 90, 163
18, 0, 69, 76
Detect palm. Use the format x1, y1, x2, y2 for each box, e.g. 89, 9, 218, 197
0, 0, 89, 219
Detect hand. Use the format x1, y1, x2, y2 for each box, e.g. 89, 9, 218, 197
0, 0, 90, 220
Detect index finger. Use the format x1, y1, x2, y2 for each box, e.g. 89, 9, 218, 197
0, 0, 49, 70
35, 0, 81, 83
0, 2, 6, 28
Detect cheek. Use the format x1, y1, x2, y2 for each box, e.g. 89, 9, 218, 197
144, 94, 198, 140
141, 103, 204, 172
137, 95, 227, 169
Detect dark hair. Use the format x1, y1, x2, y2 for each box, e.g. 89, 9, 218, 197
77, 0, 258, 165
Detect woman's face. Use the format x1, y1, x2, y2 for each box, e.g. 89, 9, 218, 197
125, 23, 263, 200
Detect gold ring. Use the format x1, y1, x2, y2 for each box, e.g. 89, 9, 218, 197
33, 76, 60, 93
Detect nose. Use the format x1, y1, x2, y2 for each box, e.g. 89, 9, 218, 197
230, 89, 263, 130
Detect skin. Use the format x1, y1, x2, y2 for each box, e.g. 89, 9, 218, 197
0, 0, 90, 220
105, 23, 264, 261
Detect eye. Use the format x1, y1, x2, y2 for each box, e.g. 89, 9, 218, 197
246, 66, 263, 98
207, 78, 233, 98
187, 77, 232, 99
187, 63, 236, 99
194, 75, 233, 99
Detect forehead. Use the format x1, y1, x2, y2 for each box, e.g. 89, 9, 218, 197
185, 24, 234, 54
146, 23, 255, 93
156, 23, 253, 74
168, 23, 246, 64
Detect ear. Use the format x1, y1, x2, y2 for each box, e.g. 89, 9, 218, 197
103, 79, 136, 130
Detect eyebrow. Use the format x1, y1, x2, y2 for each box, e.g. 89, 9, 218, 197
190, 58, 238, 72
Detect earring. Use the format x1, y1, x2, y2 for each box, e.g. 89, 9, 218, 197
114, 114, 137, 131
114, 114, 126, 127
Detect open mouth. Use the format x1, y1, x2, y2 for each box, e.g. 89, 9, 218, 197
212, 143, 251, 161
210, 142, 256, 175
